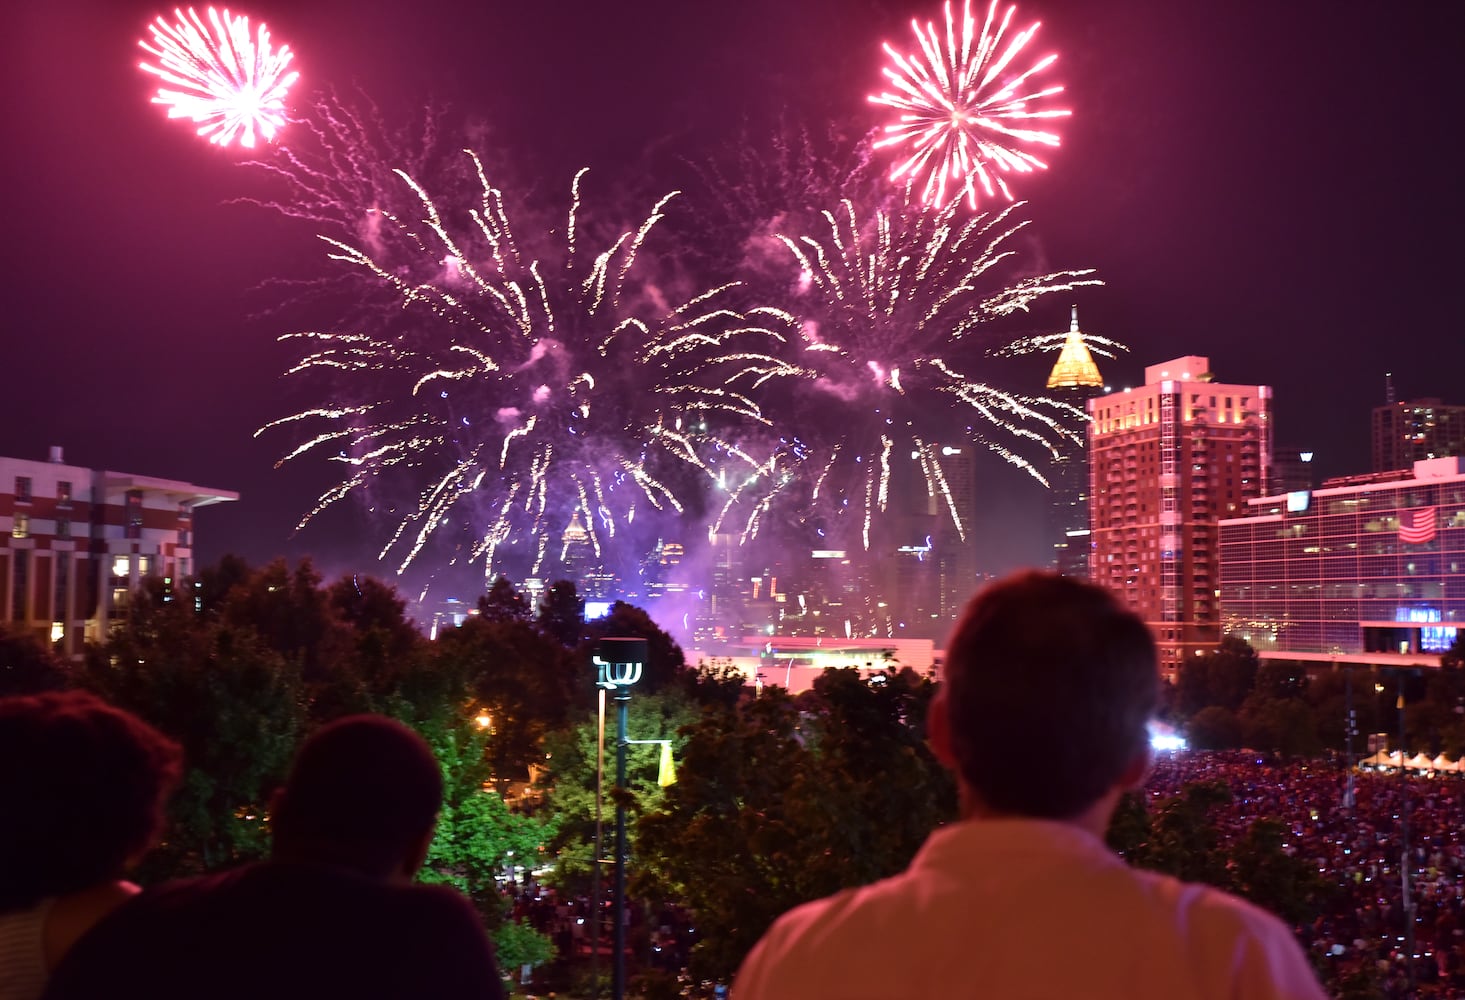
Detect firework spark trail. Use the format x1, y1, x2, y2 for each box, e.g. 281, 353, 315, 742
139, 7, 298, 148
869, 0, 1069, 209
259, 153, 771, 581
709, 191, 1121, 551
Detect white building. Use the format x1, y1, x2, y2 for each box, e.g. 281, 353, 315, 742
0, 447, 237, 656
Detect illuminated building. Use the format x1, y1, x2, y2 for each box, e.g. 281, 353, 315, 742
1044, 306, 1104, 577
0, 447, 237, 656
1219, 457, 1465, 666
559, 509, 594, 584
864, 442, 977, 641
1373, 398, 1465, 473
1268, 445, 1316, 495
1088, 357, 1271, 675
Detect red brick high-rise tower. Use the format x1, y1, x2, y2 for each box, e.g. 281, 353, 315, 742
1087, 357, 1271, 676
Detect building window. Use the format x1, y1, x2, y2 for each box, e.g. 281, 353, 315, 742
57, 481, 72, 506
14, 477, 31, 502
12, 550, 28, 620
125, 489, 143, 540
55, 518, 70, 539
55, 556, 69, 623
11, 513, 29, 539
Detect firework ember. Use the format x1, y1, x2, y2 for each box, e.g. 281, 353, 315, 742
261, 156, 766, 582
869, 0, 1069, 209
139, 6, 298, 148
715, 192, 1117, 551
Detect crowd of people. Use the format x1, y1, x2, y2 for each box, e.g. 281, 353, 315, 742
1147, 751, 1465, 996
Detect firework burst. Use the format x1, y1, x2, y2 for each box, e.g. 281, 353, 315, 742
139, 6, 299, 148
714, 192, 1118, 552
260, 155, 765, 581
869, 0, 1069, 209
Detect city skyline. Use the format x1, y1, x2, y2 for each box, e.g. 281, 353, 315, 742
5, 0, 1462, 597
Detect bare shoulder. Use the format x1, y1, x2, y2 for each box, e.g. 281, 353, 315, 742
43, 882, 140, 970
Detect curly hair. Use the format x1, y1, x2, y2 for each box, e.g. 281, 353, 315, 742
0, 690, 183, 911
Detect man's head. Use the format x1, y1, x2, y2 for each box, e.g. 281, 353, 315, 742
271, 715, 443, 880
930, 571, 1158, 821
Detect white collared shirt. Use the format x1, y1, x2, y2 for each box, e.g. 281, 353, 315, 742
733, 818, 1328, 1000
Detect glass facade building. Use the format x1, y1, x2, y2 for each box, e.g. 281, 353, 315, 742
1219, 457, 1465, 665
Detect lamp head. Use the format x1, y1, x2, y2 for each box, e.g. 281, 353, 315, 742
595, 637, 648, 688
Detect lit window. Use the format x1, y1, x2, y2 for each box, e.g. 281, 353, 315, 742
57, 481, 72, 505
11, 513, 29, 539
112, 555, 131, 579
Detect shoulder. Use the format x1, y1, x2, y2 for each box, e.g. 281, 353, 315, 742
42, 882, 139, 971
1128, 871, 1328, 999
732, 883, 896, 1000
41, 873, 228, 999
376, 884, 504, 997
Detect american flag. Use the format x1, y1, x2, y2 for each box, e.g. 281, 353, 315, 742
1398, 507, 1437, 545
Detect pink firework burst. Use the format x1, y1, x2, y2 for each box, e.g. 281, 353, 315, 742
138, 7, 299, 148
869, 0, 1069, 209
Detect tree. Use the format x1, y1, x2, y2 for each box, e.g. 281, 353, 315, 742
493, 920, 556, 988
538, 687, 698, 891
479, 576, 532, 624
1127, 780, 1233, 887
1105, 791, 1151, 858
1229, 818, 1329, 926
1239, 695, 1321, 756
582, 602, 689, 695
194, 553, 252, 615
82, 610, 304, 876
1443, 632, 1465, 673
634, 690, 812, 982
218, 558, 346, 684
0, 622, 70, 696
1174, 636, 1258, 717
1187, 705, 1242, 750
1254, 660, 1310, 702
537, 580, 584, 648
436, 615, 582, 793
634, 668, 954, 982
411, 703, 554, 915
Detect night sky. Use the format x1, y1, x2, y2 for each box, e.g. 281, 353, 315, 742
6, 0, 1463, 597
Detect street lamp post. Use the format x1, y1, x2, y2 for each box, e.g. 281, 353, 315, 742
595, 637, 647, 1000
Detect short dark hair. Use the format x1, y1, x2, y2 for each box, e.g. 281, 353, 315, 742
271, 715, 443, 877
942, 572, 1158, 819
0, 691, 182, 911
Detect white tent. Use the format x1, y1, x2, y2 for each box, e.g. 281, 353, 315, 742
1407, 753, 1436, 771
1358, 750, 1396, 768
1433, 754, 1459, 772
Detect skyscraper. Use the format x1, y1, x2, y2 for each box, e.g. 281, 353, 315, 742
1044, 306, 1104, 577
1088, 357, 1271, 675
1372, 397, 1465, 472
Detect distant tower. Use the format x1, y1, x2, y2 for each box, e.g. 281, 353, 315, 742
1372, 396, 1465, 472
559, 509, 594, 583
1044, 306, 1104, 578
1087, 357, 1271, 678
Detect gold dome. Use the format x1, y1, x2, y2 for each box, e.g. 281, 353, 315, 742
1046, 306, 1103, 390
